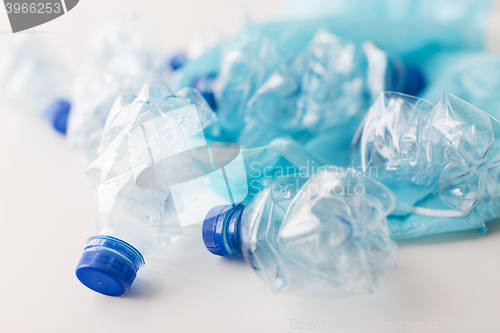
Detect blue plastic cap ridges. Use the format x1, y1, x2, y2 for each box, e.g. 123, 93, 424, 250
202, 204, 245, 260
169, 52, 187, 71
75, 236, 144, 296
44, 99, 71, 134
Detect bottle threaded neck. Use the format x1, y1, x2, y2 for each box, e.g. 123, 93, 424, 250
202, 204, 245, 260
223, 207, 244, 259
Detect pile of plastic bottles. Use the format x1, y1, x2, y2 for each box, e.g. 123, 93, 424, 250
1, 0, 499, 297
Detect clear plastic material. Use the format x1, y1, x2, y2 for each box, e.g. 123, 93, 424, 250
209, 28, 422, 157
239, 168, 396, 295
86, 79, 328, 255
234, 30, 405, 148
0, 35, 70, 117
97, 80, 216, 155
358, 92, 500, 235
173, 0, 491, 100
66, 16, 166, 165
80, 81, 331, 296
87, 80, 218, 254
214, 31, 291, 141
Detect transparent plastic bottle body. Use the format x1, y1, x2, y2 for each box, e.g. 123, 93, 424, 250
76, 80, 217, 296
203, 168, 396, 296
360, 92, 500, 214
355, 91, 500, 239
88, 81, 219, 253
213, 28, 424, 168
0, 35, 71, 131
77, 79, 333, 296
214, 32, 291, 142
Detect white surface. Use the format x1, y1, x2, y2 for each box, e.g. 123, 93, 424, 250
1, 1, 500, 333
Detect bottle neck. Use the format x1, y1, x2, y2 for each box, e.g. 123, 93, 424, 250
222, 207, 244, 260
202, 203, 245, 260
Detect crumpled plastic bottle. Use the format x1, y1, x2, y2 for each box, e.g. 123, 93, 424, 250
96, 80, 216, 155
77, 79, 326, 296
76, 80, 216, 296
233, 30, 421, 149
203, 167, 396, 296
66, 16, 167, 165
0, 35, 72, 133
172, 0, 491, 96
212, 29, 423, 169
356, 91, 500, 238
213, 31, 292, 141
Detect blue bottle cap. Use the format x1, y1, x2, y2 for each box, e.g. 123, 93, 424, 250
169, 52, 187, 71
75, 236, 144, 296
192, 73, 217, 111
404, 66, 426, 96
44, 99, 71, 134
202, 204, 244, 260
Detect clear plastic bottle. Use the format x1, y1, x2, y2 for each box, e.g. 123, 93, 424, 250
75, 80, 218, 296
202, 167, 397, 296
232, 29, 424, 149
75, 83, 330, 297
0, 35, 72, 133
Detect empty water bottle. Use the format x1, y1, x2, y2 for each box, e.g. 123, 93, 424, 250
355, 91, 500, 239
76, 79, 330, 296
0, 35, 71, 133
215, 29, 424, 151
76, 79, 218, 296
203, 167, 396, 296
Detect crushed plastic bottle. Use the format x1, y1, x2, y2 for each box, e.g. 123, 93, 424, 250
66, 16, 167, 165
96, 80, 216, 155
233, 30, 422, 149
0, 35, 72, 133
211, 29, 424, 172
77, 81, 217, 296
203, 167, 396, 295
214, 32, 292, 141
78, 79, 324, 296
173, 0, 492, 103
357, 91, 500, 238
173, 26, 425, 165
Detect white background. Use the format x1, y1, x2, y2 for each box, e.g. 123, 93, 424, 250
1, 1, 500, 332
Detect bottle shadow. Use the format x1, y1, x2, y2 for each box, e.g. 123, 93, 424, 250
123, 279, 156, 299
